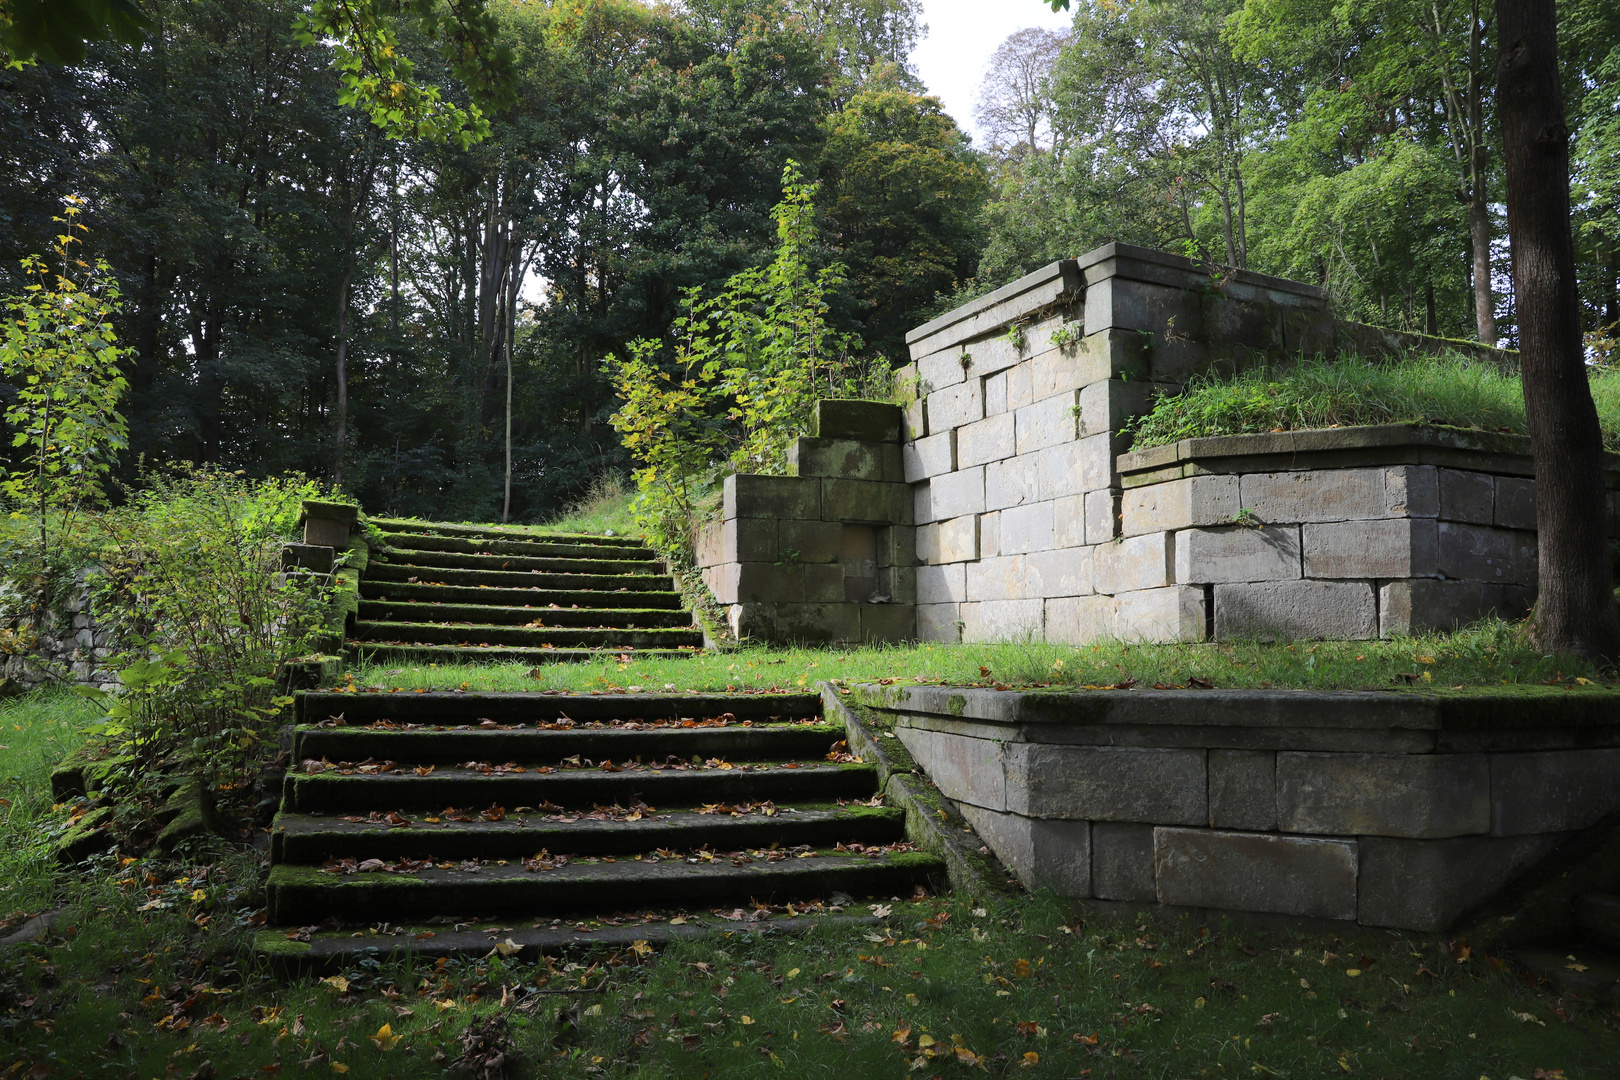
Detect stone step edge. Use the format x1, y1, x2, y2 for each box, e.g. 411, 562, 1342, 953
367, 518, 649, 548
354, 601, 694, 625
351, 620, 702, 642
375, 531, 660, 558
294, 691, 823, 725
291, 723, 847, 763
346, 644, 700, 664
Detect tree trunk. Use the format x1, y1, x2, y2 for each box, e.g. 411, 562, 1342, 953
1468, 0, 1499, 346
1497, 0, 1620, 659
334, 262, 353, 489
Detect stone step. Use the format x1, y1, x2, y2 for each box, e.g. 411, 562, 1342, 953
295, 691, 822, 726
283, 761, 879, 814
369, 517, 649, 549
1576, 893, 1620, 950
377, 531, 659, 562
359, 581, 686, 610
1513, 945, 1620, 1004
270, 804, 906, 863
351, 619, 704, 650
364, 562, 673, 592
293, 720, 846, 764
266, 850, 942, 924
374, 548, 659, 576
348, 642, 697, 665
356, 600, 693, 628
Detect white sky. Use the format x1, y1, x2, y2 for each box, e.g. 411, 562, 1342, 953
911, 0, 1074, 146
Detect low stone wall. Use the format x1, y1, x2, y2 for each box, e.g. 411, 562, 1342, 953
850, 682, 1620, 931
1, 573, 121, 693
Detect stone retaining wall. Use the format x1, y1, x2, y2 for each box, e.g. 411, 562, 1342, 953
1, 573, 121, 693
851, 682, 1620, 931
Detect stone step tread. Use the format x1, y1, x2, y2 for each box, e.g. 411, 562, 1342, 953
368, 518, 649, 549
1513, 945, 1620, 1003
358, 582, 686, 610
270, 805, 905, 862
355, 600, 693, 627
295, 691, 823, 726
265, 851, 943, 923
293, 721, 848, 763
352, 619, 702, 644
374, 550, 659, 574
375, 531, 660, 561
364, 564, 675, 591
348, 643, 699, 665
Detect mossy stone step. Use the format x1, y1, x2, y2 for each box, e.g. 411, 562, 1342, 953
369, 518, 649, 549
356, 600, 693, 628
352, 620, 702, 650
374, 549, 658, 575
283, 761, 879, 813
364, 563, 672, 591
294, 721, 847, 764
359, 581, 686, 610
295, 691, 822, 726
266, 851, 944, 923
270, 805, 906, 862
348, 643, 697, 665
377, 531, 659, 562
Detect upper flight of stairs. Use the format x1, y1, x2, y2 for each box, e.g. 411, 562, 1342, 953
353, 518, 705, 664
262, 690, 945, 964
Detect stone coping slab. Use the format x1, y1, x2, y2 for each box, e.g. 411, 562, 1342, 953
1073, 241, 1330, 305
905, 259, 1081, 351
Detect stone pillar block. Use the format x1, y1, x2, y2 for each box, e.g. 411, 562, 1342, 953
778, 518, 841, 563
790, 438, 903, 483
727, 473, 820, 519
1154, 828, 1359, 921
1277, 752, 1490, 838
1439, 469, 1495, 524
1379, 580, 1532, 637
918, 563, 967, 604
1014, 391, 1081, 454
927, 378, 984, 430
917, 348, 967, 393
986, 457, 1039, 510
1004, 744, 1207, 823
1034, 441, 1096, 501
999, 502, 1055, 554
1437, 523, 1535, 584
1494, 476, 1537, 530
917, 603, 962, 643
903, 430, 956, 482
1121, 475, 1240, 537
1028, 547, 1093, 597
821, 479, 912, 525
814, 399, 902, 442
1115, 586, 1206, 642
1085, 488, 1120, 544
1302, 518, 1438, 579
1092, 532, 1174, 595
877, 525, 916, 569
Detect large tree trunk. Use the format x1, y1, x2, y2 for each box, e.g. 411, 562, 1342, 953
1497, 0, 1620, 659
1467, 0, 1498, 346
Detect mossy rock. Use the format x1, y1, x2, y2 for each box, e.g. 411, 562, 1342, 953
51, 740, 128, 800
152, 777, 225, 857
56, 806, 115, 864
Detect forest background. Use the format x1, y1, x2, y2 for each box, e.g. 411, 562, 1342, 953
2, 0, 1617, 525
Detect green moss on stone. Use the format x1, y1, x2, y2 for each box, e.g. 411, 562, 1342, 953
251, 931, 314, 956
946, 694, 965, 717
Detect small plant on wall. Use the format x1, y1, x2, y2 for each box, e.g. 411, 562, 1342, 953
604, 162, 864, 561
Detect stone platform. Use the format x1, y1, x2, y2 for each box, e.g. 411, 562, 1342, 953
848, 682, 1620, 931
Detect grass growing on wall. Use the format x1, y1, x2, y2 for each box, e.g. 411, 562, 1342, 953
1127, 352, 1620, 451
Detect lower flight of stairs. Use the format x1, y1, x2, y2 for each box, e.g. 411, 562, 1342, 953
1515, 892, 1620, 1003
257, 690, 945, 966
351, 518, 704, 664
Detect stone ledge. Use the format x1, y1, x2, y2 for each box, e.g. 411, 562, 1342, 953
907, 260, 1083, 357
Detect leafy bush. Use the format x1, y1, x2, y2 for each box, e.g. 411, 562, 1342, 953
1126, 352, 1620, 451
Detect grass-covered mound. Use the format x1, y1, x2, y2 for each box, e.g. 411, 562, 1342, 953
1127, 352, 1620, 451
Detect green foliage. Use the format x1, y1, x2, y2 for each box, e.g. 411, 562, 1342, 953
543, 472, 637, 537
0, 0, 151, 65
605, 162, 862, 560
1124, 352, 1620, 452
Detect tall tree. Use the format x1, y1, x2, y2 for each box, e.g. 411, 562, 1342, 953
975, 27, 1068, 157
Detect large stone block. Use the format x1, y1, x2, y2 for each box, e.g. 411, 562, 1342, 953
877, 525, 916, 569
1154, 828, 1359, 921
1439, 469, 1494, 524
977, 511, 1000, 557
1205, 295, 1283, 350
790, 438, 903, 483
728, 602, 859, 643
1175, 524, 1301, 584
986, 457, 1039, 510
1213, 581, 1377, 641
778, 518, 841, 562
918, 516, 978, 564
728, 473, 819, 519
1437, 523, 1534, 584
1077, 432, 1118, 490
929, 467, 986, 520
878, 564, 917, 604
1034, 441, 1095, 500
983, 370, 1009, 415
1004, 744, 1207, 823
1092, 532, 1173, 594
1029, 348, 1089, 401
1490, 749, 1620, 835
1005, 360, 1035, 412
965, 556, 1027, 602
1385, 464, 1440, 517
916, 348, 966, 392
806, 561, 846, 603
1208, 749, 1276, 831
1357, 833, 1566, 931
1046, 594, 1116, 643
1091, 822, 1156, 901
821, 479, 912, 525
1085, 488, 1119, 544
917, 603, 962, 643
917, 563, 967, 605
859, 603, 915, 643
1115, 586, 1206, 643
1494, 476, 1537, 530
928, 379, 984, 431
963, 333, 1024, 376
1302, 518, 1438, 579
708, 562, 805, 604
960, 599, 1045, 642
1054, 494, 1088, 548
1015, 392, 1081, 454
814, 399, 902, 442
957, 413, 1016, 469
959, 806, 1092, 896
1379, 579, 1532, 636
1121, 475, 1240, 537
999, 502, 1055, 555
1076, 379, 1155, 439
903, 431, 956, 483
903, 395, 927, 442
695, 520, 727, 568
896, 726, 1007, 810
1276, 752, 1489, 838
1238, 466, 1435, 524
1028, 547, 1093, 597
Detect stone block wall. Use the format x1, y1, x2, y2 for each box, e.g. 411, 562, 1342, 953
696, 400, 915, 644
853, 683, 1620, 931
1, 572, 121, 693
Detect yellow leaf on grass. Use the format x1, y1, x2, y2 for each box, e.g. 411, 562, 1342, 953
368, 1023, 401, 1050
330, 1064, 349, 1074
740, 1015, 755, 1025
1020, 1052, 1039, 1069
630, 940, 653, 957
321, 976, 350, 993
1345, 969, 1362, 977
434, 999, 457, 1011
786, 968, 800, 979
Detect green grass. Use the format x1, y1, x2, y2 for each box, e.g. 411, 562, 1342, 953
544, 473, 640, 537
347, 619, 1612, 694
1126, 351, 1620, 452
0, 688, 101, 913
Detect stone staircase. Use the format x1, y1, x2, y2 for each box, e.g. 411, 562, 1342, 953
353, 519, 704, 664
261, 690, 945, 965
1517, 892, 1620, 1003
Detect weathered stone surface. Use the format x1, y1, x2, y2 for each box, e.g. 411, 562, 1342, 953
1121, 475, 1240, 537
1491, 749, 1620, 835
806, 561, 846, 603
918, 516, 978, 564
723, 562, 804, 603
986, 457, 1039, 510
1379, 579, 1532, 636
1115, 586, 1206, 643
1004, 744, 1207, 823
903, 395, 927, 442
877, 525, 915, 569
1440, 469, 1494, 524
822, 479, 912, 525
1154, 828, 1359, 921
957, 413, 1016, 469
1034, 441, 1095, 500
960, 599, 1045, 642
879, 564, 917, 604
1213, 581, 1377, 641
959, 806, 1092, 896
1015, 392, 1081, 454
1028, 547, 1093, 597
966, 555, 1025, 602
1437, 523, 1534, 584
963, 332, 1025, 377
815, 399, 902, 442
1078, 432, 1118, 490
1085, 489, 1118, 544
999, 502, 1055, 554
1046, 595, 1116, 643
1495, 475, 1537, 530
790, 438, 903, 483
977, 511, 1000, 558
928, 379, 984, 431
859, 603, 915, 643
916, 603, 962, 643
728, 473, 819, 519
1049, 494, 1085, 548
1175, 524, 1301, 584
777, 518, 839, 562
1357, 833, 1565, 931
903, 431, 956, 483
1277, 752, 1489, 838
1077, 379, 1154, 439
304, 516, 351, 548
1384, 465, 1440, 517
1302, 518, 1437, 578
916, 348, 966, 392
896, 726, 1007, 810
928, 467, 985, 520
1093, 533, 1173, 594
1005, 361, 1035, 412
918, 563, 967, 605
1091, 822, 1156, 901
983, 370, 1009, 415
728, 601, 859, 643
1238, 466, 1436, 524
1029, 348, 1089, 401
1209, 749, 1276, 830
